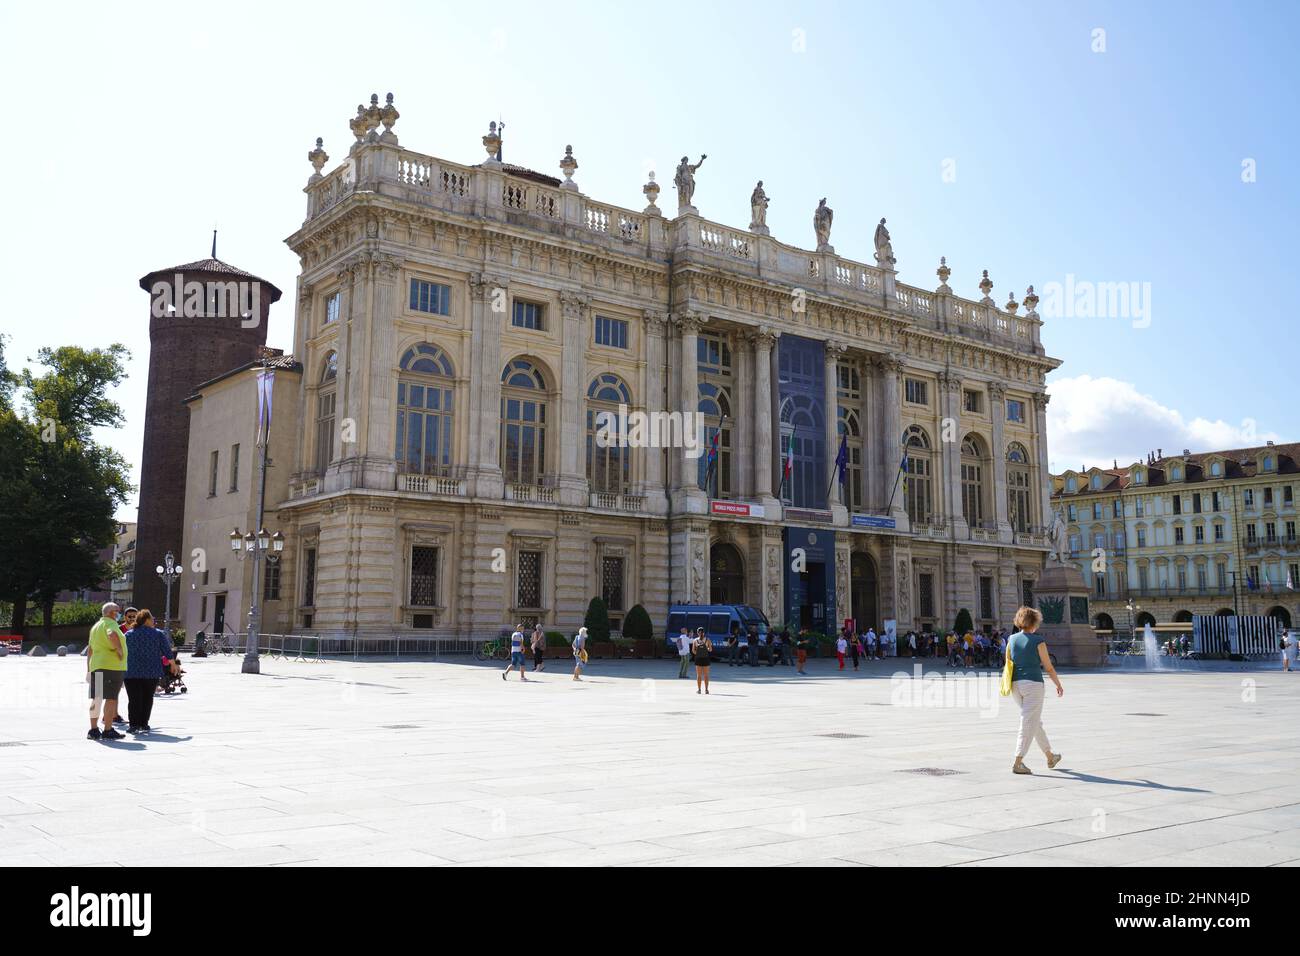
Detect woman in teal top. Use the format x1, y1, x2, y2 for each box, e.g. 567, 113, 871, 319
1006, 606, 1064, 776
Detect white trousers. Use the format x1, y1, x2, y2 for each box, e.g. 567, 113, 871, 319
1011, 679, 1052, 759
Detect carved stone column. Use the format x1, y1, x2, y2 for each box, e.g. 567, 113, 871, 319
641, 310, 669, 514
876, 353, 908, 528
672, 312, 706, 514
824, 339, 848, 521
749, 326, 779, 509
988, 381, 1012, 541
858, 354, 875, 513
557, 290, 589, 507
363, 254, 400, 489
467, 273, 506, 498
1033, 392, 1053, 532
939, 370, 967, 539
323, 257, 359, 493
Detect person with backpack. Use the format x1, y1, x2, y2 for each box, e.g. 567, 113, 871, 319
675, 626, 691, 678
692, 627, 713, 694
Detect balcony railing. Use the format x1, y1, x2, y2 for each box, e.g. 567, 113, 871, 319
401, 473, 465, 497
591, 492, 646, 513
506, 482, 556, 504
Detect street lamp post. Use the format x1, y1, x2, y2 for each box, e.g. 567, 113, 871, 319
155, 552, 182, 635
231, 527, 284, 674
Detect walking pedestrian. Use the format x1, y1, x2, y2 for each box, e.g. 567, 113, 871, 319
796, 630, 812, 675
1006, 607, 1064, 775
123, 609, 169, 734
849, 628, 861, 670
692, 627, 713, 694
865, 626, 877, 661
502, 624, 529, 681
675, 626, 691, 678
1281, 630, 1295, 672
531, 623, 547, 671
572, 626, 589, 681
835, 631, 847, 670
87, 603, 127, 741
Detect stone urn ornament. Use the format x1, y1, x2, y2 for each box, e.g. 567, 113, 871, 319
364, 94, 382, 141
482, 121, 502, 165
936, 256, 951, 292
307, 137, 329, 183
349, 105, 369, 151
379, 93, 399, 144
1024, 285, 1040, 314
559, 144, 579, 190
979, 269, 994, 301
643, 171, 661, 215
1005, 289, 1019, 314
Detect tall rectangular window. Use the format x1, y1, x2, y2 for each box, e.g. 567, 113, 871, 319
302, 548, 317, 607
517, 551, 542, 609
409, 279, 451, 315
1192, 493, 1201, 514
594, 315, 628, 349
601, 557, 625, 612
1217, 565, 1227, 590
511, 300, 544, 330
324, 291, 341, 324
1197, 567, 1207, 591
919, 573, 935, 619
229, 443, 240, 492
979, 576, 994, 621
1195, 525, 1204, 543
1006, 399, 1026, 423
316, 391, 336, 474
1137, 528, 1147, 547
1215, 524, 1224, 541
963, 390, 981, 413
410, 546, 439, 606
1022, 580, 1034, 609
208, 450, 218, 496
1173, 496, 1182, 515
1244, 489, 1255, 508
904, 378, 928, 405
263, 561, 280, 601
1264, 487, 1274, 507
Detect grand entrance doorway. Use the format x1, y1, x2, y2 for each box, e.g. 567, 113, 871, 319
851, 552, 878, 633
710, 542, 745, 604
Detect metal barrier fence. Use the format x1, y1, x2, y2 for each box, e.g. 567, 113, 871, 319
216, 634, 485, 662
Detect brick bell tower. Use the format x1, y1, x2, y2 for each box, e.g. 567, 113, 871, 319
134, 238, 282, 620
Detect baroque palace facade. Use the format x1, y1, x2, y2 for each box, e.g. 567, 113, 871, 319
215, 95, 1060, 640
1052, 442, 1300, 633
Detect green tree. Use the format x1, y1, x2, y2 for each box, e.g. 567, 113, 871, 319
953, 608, 974, 635
0, 343, 132, 637
622, 603, 653, 642
583, 596, 611, 644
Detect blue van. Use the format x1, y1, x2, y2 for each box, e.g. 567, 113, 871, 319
665, 604, 771, 659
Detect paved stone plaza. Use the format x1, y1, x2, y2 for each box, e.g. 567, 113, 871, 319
1, 654, 1297, 867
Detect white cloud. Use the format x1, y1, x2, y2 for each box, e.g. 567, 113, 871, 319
1046, 375, 1281, 473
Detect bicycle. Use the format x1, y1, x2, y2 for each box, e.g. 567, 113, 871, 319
474, 639, 508, 662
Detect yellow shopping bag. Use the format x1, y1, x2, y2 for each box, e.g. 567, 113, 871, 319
999, 651, 1014, 696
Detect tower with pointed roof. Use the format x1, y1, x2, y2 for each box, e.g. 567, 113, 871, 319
134, 250, 282, 619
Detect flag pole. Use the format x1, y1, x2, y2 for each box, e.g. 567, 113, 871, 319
883, 431, 907, 515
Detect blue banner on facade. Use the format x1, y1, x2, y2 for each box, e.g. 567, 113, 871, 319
850, 514, 897, 529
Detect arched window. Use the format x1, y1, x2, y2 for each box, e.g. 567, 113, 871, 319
315, 352, 338, 474
500, 359, 549, 485
698, 382, 733, 498
780, 395, 824, 508
396, 344, 455, 476
586, 373, 632, 495
1007, 442, 1033, 533
838, 407, 863, 513
903, 425, 932, 525
961, 436, 988, 528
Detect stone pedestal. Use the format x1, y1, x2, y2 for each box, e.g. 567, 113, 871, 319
1034, 561, 1103, 666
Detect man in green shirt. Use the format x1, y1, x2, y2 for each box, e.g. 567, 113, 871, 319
87, 603, 128, 741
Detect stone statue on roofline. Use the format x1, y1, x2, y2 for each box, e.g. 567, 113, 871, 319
813, 198, 834, 253
874, 218, 896, 268
675, 154, 706, 214
749, 181, 769, 234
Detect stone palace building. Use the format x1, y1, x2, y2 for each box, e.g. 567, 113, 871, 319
180, 94, 1062, 642
1052, 442, 1300, 633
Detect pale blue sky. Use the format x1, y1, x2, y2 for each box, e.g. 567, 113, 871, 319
0, 0, 1293, 516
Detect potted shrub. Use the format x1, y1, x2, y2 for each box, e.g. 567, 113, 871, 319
545, 630, 570, 659
623, 604, 654, 658
584, 597, 614, 658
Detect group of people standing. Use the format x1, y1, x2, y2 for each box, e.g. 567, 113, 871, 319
86, 602, 175, 740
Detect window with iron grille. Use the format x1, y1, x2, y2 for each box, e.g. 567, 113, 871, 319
918, 573, 934, 619
410, 546, 439, 606
602, 557, 625, 612
302, 548, 317, 607
979, 576, 994, 620
517, 550, 542, 608
262, 561, 281, 601
1022, 580, 1034, 609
